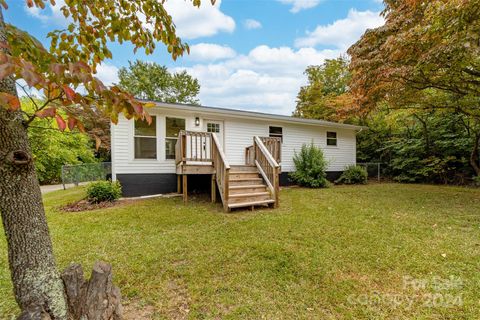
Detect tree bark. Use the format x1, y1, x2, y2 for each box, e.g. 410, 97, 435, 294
0, 9, 68, 319
61, 262, 122, 320
470, 131, 480, 176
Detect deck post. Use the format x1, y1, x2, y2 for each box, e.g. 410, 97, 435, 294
177, 175, 181, 194
211, 174, 216, 203
182, 174, 188, 203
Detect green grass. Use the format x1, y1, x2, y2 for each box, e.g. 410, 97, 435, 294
1, 183, 480, 319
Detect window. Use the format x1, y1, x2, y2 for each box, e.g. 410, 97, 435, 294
134, 117, 157, 159
327, 131, 337, 146
269, 126, 283, 142
165, 117, 186, 159
207, 122, 220, 133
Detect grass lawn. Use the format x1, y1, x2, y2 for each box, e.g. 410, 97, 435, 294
1, 183, 480, 319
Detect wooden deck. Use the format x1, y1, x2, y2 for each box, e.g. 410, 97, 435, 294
175, 131, 281, 212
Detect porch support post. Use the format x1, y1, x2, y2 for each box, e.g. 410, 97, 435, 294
182, 174, 188, 203
211, 174, 216, 203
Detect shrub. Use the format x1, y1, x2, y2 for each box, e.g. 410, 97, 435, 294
86, 180, 122, 203
290, 143, 329, 188
336, 165, 368, 185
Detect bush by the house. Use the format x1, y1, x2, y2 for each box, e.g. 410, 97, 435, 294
336, 165, 368, 185
290, 143, 329, 188
86, 181, 122, 203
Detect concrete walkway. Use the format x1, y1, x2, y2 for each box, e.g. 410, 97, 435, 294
40, 183, 87, 194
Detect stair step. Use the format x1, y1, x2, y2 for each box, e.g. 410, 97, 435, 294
229, 172, 260, 179
229, 184, 268, 194
229, 178, 264, 186
229, 192, 270, 199
229, 177, 263, 182
230, 184, 266, 189
228, 192, 272, 204
228, 199, 275, 209
230, 165, 258, 172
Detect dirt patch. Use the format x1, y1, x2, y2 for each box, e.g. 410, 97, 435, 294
166, 280, 191, 320
123, 300, 156, 320
61, 199, 117, 212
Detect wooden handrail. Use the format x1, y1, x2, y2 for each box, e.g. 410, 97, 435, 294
211, 132, 230, 211
245, 145, 255, 165
260, 137, 281, 165
175, 131, 184, 165
254, 136, 279, 168
253, 136, 280, 208
176, 130, 213, 164
212, 133, 230, 170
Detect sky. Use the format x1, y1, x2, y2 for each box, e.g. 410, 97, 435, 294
5, 0, 385, 115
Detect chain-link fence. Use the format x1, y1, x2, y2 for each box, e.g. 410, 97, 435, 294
357, 162, 382, 181
61, 162, 112, 189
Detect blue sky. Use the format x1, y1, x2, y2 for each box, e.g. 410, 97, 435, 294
5, 0, 384, 115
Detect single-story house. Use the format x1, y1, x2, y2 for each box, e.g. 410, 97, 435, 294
111, 102, 364, 211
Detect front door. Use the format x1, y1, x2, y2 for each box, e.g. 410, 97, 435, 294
206, 120, 224, 149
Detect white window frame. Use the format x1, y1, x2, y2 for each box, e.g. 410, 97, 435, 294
326, 131, 338, 147
269, 126, 283, 142
133, 116, 157, 160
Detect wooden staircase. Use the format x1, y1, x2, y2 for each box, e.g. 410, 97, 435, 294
176, 131, 280, 212
227, 165, 275, 210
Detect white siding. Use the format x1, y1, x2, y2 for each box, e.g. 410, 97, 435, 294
222, 118, 356, 171
111, 108, 357, 177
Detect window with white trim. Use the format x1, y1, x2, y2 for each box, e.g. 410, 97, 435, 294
326, 131, 337, 146
269, 126, 283, 142
134, 117, 157, 159
165, 117, 185, 160
207, 122, 220, 133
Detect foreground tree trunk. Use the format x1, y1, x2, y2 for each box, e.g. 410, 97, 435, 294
0, 9, 68, 319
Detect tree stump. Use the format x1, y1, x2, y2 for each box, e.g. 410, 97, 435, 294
62, 261, 122, 320
17, 261, 122, 320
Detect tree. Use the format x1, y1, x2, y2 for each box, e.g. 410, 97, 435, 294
293, 56, 352, 122
0, 0, 211, 318
24, 99, 97, 185
348, 0, 480, 175
118, 60, 200, 104
356, 107, 475, 184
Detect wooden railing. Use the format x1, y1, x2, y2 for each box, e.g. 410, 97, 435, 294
245, 145, 255, 165
211, 132, 230, 210
252, 136, 280, 208
260, 137, 281, 164
245, 137, 281, 166
176, 130, 213, 165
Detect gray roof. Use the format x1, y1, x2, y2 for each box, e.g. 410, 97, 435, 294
143, 100, 367, 131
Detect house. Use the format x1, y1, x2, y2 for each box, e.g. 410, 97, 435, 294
111, 101, 364, 211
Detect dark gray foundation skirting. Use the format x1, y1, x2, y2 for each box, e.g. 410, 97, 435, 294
117, 171, 344, 197
116, 174, 177, 197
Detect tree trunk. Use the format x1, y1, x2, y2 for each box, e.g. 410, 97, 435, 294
0, 9, 68, 319
470, 131, 480, 176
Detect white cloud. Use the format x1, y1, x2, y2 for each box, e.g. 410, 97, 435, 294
175, 45, 341, 115
188, 43, 236, 61
277, 0, 322, 13
96, 64, 119, 86
25, 0, 70, 26
244, 19, 262, 30
27, 0, 235, 40
295, 9, 385, 50
164, 0, 235, 39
